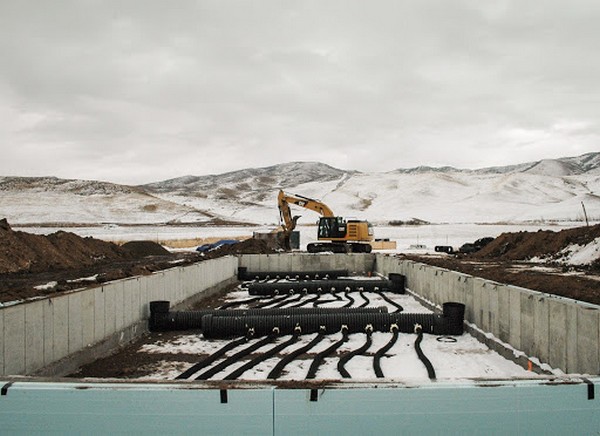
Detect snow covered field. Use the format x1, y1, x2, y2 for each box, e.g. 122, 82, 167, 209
17, 221, 591, 253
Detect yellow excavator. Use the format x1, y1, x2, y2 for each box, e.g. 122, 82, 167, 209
278, 189, 373, 253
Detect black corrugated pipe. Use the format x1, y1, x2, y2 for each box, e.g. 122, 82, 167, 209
238, 267, 349, 281
148, 301, 387, 332
203, 312, 434, 338
338, 325, 374, 378
247, 276, 404, 296
441, 302, 465, 335
201, 302, 465, 339
388, 273, 406, 294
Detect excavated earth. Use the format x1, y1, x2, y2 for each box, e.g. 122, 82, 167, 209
0, 219, 276, 304
1, 218, 599, 305
403, 223, 600, 306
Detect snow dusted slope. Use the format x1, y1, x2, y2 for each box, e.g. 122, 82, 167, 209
1, 153, 599, 225
145, 155, 600, 225
0, 177, 213, 225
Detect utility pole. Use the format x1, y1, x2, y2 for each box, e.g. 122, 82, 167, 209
581, 201, 589, 227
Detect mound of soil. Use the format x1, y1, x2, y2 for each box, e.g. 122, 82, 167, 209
0, 220, 276, 304
0, 219, 133, 274
473, 223, 600, 263
405, 224, 600, 305
200, 238, 277, 258
121, 241, 171, 257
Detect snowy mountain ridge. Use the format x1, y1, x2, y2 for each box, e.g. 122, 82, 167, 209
0, 152, 599, 226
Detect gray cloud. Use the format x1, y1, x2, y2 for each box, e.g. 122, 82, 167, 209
1, 0, 599, 184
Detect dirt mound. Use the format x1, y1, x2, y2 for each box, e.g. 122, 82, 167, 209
121, 241, 171, 257
201, 238, 277, 258
0, 220, 133, 274
473, 224, 600, 262
0, 222, 279, 303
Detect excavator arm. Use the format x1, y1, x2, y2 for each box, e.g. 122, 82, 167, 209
277, 190, 334, 233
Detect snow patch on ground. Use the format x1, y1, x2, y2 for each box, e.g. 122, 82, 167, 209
134, 288, 537, 382
531, 236, 600, 265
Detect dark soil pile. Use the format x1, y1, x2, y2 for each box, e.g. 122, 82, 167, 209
0, 220, 276, 304
403, 224, 600, 305
121, 240, 171, 257
0, 218, 133, 274
201, 238, 277, 258
473, 223, 600, 263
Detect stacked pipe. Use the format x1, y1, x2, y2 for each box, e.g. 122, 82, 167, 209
201, 302, 464, 339
149, 301, 388, 332
238, 267, 349, 281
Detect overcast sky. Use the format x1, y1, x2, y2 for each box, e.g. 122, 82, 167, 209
0, 0, 598, 184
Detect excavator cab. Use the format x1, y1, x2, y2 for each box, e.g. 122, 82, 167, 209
318, 217, 347, 239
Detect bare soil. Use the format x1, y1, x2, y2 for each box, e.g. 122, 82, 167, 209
1, 218, 599, 306
403, 223, 600, 305
0, 219, 276, 303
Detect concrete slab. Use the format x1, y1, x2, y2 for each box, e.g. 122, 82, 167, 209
0, 307, 4, 375
42, 299, 54, 366
68, 293, 83, 355
122, 280, 134, 329
93, 287, 105, 343
81, 291, 95, 348
532, 295, 549, 364
497, 285, 510, 343
508, 286, 522, 350
548, 299, 567, 371
577, 307, 600, 375
114, 282, 125, 332
488, 283, 500, 339
103, 284, 117, 337
565, 303, 578, 374
25, 300, 44, 374
4, 306, 25, 375
52, 297, 69, 362
472, 277, 487, 329
520, 293, 535, 356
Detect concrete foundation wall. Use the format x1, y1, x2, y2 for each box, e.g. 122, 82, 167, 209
0, 256, 238, 376
376, 254, 600, 375
238, 253, 376, 274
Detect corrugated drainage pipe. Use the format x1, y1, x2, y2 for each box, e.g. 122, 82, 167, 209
238, 267, 350, 281
149, 301, 387, 332
247, 276, 403, 295
201, 303, 464, 339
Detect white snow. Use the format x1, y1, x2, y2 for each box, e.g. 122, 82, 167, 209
33, 281, 57, 291
133, 285, 541, 383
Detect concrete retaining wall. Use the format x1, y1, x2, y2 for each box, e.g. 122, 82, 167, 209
238, 253, 375, 274
0, 256, 238, 376
376, 254, 600, 375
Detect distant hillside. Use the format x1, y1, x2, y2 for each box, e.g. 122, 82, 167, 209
0, 153, 599, 225
0, 176, 217, 225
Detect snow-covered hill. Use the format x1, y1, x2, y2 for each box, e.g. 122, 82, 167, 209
0, 177, 214, 225
1, 153, 599, 225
